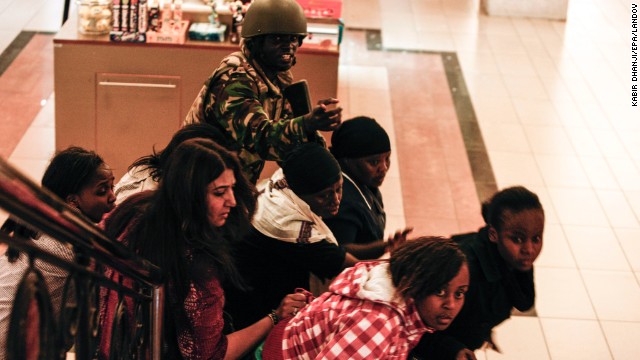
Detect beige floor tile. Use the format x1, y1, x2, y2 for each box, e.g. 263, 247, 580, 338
576, 101, 613, 130
578, 156, 620, 190
607, 157, 640, 192
9, 126, 55, 161
535, 154, 591, 188
342, 0, 380, 29
413, 14, 450, 33
540, 318, 612, 360
465, 73, 510, 98
596, 190, 640, 228
416, 30, 456, 52
626, 191, 640, 222
5, 158, 49, 184
601, 321, 640, 360
486, 32, 528, 55
592, 130, 632, 158
524, 126, 576, 155
347, 88, 393, 120
564, 128, 601, 157
379, 175, 404, 218
384, 214, 407, 239
502, 75, 548, 100
446, 15, 481, 36
547, 187, 609, 227
616, 130, 640, 161
582, 269, 640, 321
486, 317, 550, 360
29, 93, 55, 128
345, 65, 390, 90
24, 0, 66, 32
494, 53, 538, 77
535, 267, 596, 319
563, 225, 631, 271
615, 228, 640, 272
524, 185, 560, 225
456, 51, 501, 75
477, 15, 517, 35
471, 94, 519, 124
511, 98, 562, 126
488, 151, 545, 188
479, 123, 531, 153
0, 0, 43, 32
535, 223, 576, 269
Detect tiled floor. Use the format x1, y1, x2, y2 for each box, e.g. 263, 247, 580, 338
1, 0, 640, 359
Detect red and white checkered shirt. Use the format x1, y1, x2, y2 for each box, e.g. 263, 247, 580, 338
279, 261, 434, 359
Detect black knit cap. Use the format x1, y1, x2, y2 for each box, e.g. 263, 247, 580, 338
330, 116, 391, 159
282, 143, 342, 195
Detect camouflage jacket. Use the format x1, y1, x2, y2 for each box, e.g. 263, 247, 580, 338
185, 49, 324, 183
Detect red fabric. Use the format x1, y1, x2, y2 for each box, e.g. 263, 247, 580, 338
99, 270, 229, 360
262, 318, 290, 360
98, 200, 228, 360
263, 261, 433, 360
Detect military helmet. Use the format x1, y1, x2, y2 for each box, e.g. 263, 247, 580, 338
241, 0, 308, 38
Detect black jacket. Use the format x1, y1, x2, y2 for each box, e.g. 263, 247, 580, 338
411, 227, 535, 359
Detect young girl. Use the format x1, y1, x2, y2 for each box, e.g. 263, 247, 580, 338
0, 147, 116, 359
411, 186, 544, 360
261, 237, 470, 360
99, 138, 306, 360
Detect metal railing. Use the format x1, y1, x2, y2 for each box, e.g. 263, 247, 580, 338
0, 157, 164, 359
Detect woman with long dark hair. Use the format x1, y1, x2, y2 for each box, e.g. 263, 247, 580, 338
99, 138, 305, 359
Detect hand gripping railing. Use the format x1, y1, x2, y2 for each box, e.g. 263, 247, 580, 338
0, 157, 164, 360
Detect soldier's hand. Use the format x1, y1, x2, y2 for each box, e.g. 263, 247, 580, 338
303, 98, 342, 132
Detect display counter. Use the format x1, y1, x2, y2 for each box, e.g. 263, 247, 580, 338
54, 19, 339, 180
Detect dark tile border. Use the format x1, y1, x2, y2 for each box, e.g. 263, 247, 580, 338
440, 52, 498, 203
364, 30, 498, 203
0, 31, 56, 77
0, 31, 35, 77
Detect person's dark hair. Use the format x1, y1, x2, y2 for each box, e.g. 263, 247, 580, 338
389, 236, 466, 303
42, 147, 106, 202
3, 147, 107, 261
481, 186, 543, 231
124, 138, 257, 302
129, 123, 236, 182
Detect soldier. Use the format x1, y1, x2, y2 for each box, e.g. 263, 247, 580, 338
185, 0, 342, 183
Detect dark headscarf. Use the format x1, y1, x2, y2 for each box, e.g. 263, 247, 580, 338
282, 143, 341, 195
330, 116, 391, 159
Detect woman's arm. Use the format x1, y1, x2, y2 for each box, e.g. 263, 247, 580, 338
224, 293, 307, 360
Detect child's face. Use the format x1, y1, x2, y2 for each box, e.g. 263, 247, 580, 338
490, 208, 544, 272
73, 164, 116, 222
416, 263, 469, 331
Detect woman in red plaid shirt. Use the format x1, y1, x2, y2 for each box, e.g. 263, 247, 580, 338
261, 237, 470, 360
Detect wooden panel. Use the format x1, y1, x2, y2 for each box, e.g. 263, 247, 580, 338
95, 73, 181, 179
